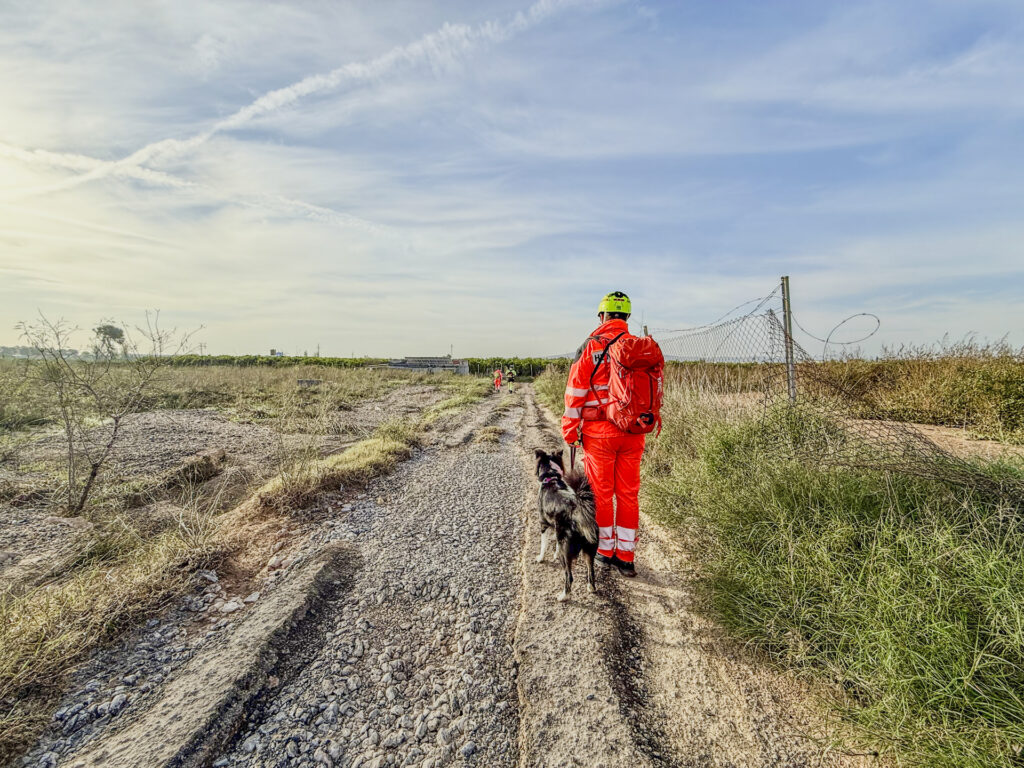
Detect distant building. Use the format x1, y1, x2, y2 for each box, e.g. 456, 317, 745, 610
269, 349, 285, 357
388, 355, 469, 374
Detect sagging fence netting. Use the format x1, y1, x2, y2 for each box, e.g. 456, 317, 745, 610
650, 281, 1022, 496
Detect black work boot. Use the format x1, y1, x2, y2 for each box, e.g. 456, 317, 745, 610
613, 558, 637, 578
596, 553, 616, 567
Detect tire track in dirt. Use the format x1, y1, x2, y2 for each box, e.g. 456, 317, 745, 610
514, 388, 651, 768
602, 582, 680, 768
209, 392, 526, 768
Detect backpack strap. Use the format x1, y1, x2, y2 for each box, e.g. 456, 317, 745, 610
586, 331, 626, 416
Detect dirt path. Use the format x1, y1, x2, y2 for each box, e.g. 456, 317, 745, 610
31, 392, 526, 768
518, 386, 877, 768
209, 398, 526, 768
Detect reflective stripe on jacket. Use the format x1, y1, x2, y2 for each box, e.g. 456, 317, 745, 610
561, 318, 632, 443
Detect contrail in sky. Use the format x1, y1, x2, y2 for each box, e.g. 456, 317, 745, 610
2, 0, 610, 202
0, 142, 193, 199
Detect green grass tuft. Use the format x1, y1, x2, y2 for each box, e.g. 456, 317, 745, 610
643, 391, 1024, 767
533, 364, 567, 416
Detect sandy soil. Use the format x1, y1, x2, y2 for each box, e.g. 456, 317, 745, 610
888, 421, 1024, 460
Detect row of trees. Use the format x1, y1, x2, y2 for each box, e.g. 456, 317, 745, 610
169, 354, 387, 368
464, 358, 570, 377
169, 355, 571, 378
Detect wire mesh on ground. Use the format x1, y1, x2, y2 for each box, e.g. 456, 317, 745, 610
652, 284, 1022, 496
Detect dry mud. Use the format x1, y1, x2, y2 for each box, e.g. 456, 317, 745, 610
17, 386, 877, 768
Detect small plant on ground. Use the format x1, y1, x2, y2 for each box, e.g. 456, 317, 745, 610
474, 425, 504, 444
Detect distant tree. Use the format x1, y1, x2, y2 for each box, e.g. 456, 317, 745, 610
92, 323, 126, 358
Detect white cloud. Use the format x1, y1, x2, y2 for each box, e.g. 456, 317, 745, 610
3, 0, 615, 203
0, 0, 1021, 356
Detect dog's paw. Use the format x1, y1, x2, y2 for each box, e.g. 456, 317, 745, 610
534, 554, 544, 563
587, 583, 596, 594
557, 591, 568, 602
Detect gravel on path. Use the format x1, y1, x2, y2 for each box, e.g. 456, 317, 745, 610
16, 385, 878, 768
212, 400, 526, 768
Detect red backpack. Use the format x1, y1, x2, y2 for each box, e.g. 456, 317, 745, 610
591, 334, 665, 435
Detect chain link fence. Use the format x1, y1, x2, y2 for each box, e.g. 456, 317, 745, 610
652, 279, 1022, 496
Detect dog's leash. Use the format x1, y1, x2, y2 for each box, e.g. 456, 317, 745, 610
570, 445, 577, 470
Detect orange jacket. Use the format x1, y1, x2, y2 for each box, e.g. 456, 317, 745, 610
562, 318, 633, 443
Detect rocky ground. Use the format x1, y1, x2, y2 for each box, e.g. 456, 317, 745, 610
210, 403, 525, 768
16, 386, 880, 768
0, 386, 446, 591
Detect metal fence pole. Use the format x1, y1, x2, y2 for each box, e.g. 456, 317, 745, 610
781, 275, 797, 403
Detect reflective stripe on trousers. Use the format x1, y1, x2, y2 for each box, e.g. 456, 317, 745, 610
615, 526, 637, 552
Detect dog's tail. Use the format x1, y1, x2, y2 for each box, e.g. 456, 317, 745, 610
563, 469, 598, 545
571, 502, 599, 545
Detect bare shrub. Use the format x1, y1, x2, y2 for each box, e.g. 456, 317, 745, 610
16, 312, 196, 514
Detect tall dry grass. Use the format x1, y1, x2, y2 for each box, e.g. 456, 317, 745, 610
149, 364, 435, 419
537, 353, 1024, 766
818, 341, 1024, 442
0, 524, 220, 762
532, 365, 567, 416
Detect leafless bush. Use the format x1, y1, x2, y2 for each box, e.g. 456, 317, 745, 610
17, 312, 197, 513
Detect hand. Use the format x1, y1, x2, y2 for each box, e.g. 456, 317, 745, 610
567, 438, 582, 448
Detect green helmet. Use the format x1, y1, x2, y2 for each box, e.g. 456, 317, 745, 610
598, 291, 631, 315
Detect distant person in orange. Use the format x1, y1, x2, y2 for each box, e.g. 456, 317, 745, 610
561, 291, 664, 577
493, 368, 503, 391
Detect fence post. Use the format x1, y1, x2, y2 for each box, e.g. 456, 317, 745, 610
781, 275, 797, 403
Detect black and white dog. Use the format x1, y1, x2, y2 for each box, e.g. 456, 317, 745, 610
533, 449, 598, 601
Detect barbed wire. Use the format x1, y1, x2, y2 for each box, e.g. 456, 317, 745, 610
650, 285, 781, 336
791, 312, 881, 360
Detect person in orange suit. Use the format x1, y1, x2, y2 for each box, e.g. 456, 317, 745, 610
561, 291, 643, 577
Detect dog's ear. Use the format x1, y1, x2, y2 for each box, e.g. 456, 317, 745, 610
533, 448, 547, 460
553, 449, 564, 469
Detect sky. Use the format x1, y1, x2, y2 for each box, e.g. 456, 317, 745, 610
1, 0, 1023, 358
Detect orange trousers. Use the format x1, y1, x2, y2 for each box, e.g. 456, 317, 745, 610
582, 432, 645, 563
